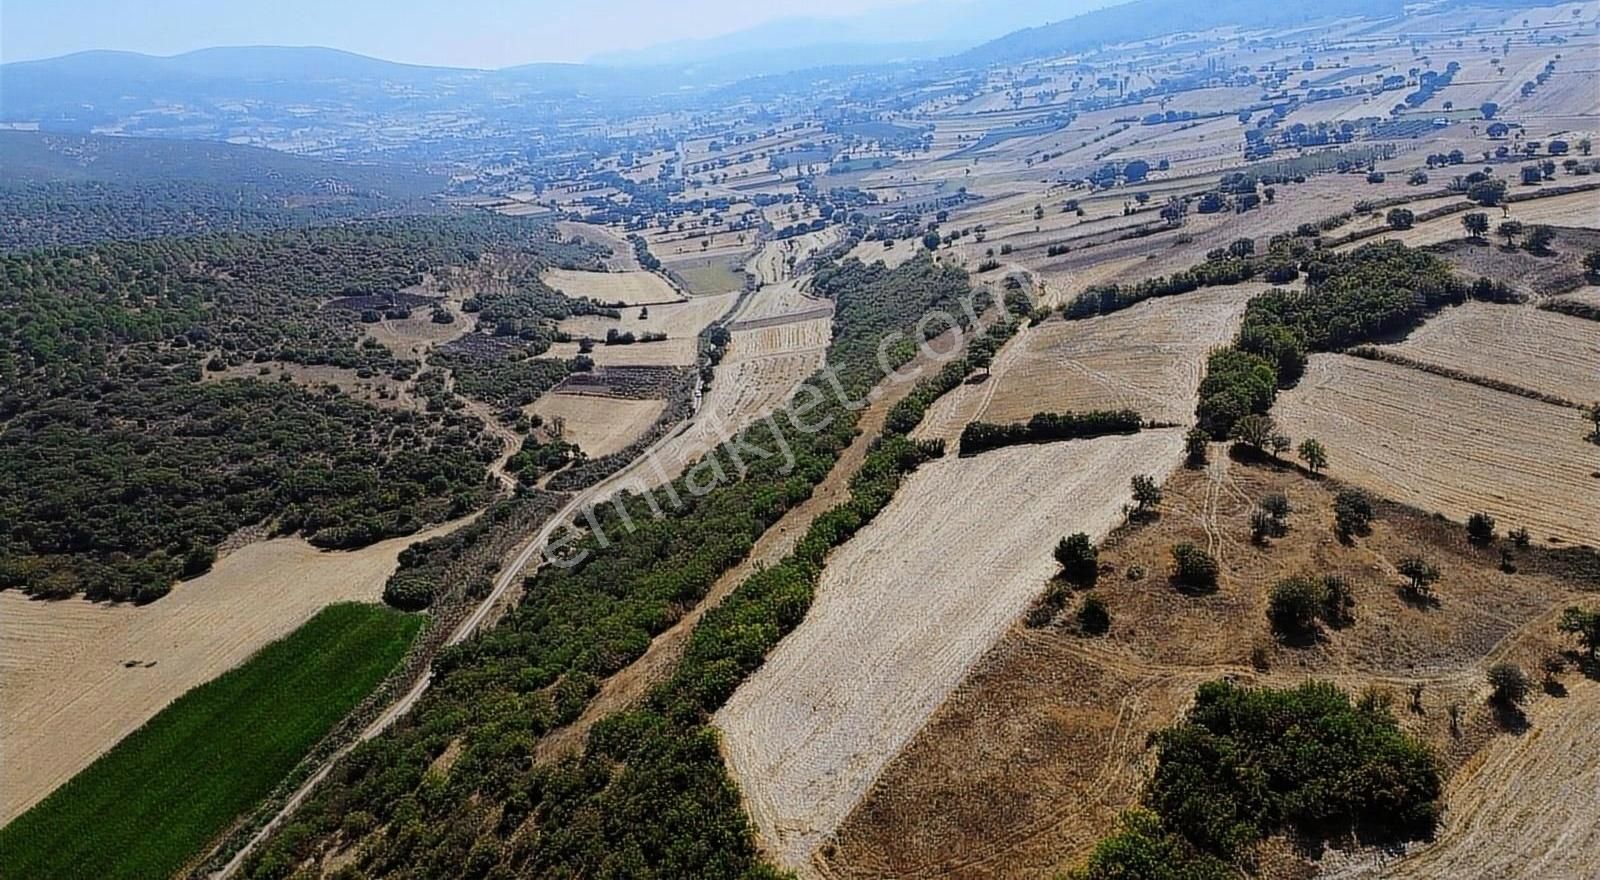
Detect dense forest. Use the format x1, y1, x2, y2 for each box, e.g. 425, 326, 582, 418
240, 255, 979, 879
0, 131, 444, 249
0, 215, 601, 601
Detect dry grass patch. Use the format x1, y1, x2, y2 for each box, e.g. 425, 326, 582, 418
717, 430, 1187, 871
1384, 302, 1600, 403
1273, 354, 1600, 547
0, 518, 467, 823
542, 267, 685, 306
558, 290, 736, 340
527, 393, 666, 459
826, 456, 1596, 879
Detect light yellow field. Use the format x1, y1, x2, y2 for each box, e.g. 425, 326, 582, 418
545, 338, 699, 367
732, 279, 830, 323
716, 429, 1187, 871
974, 284, 1260, 428
1273, 354, 1600, 546
541, 267, 686, 306
0, 518, 468, 823
527, 393, 666, 458
724, 316, 833, 359
559, 290, 736, 340
1386, 302, 1600, 403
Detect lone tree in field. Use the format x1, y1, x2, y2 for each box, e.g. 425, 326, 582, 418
1184, 426, 1209, 467
1524, 225, 1555, 255
1170, 542, 1219, 592
1334, 488, 1374, 540
1386, 208, 1415, 230
1268, 575, 1325, 641
1461, 212, 1490, 239
1397, 556, 1440, 601
1055, 532, 1099, 586
1487, 662, 1531, 710
1497, 219, 1523, 247
1078, 593, 1111, 635
1466, 512, 1497, 545
1131, 474, 1162, 517
1298, 437, 1327, 474
1558, 607, 1600, 659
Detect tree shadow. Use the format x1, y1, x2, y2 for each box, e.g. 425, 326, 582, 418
1396, 586, 1441, 610
1491, 701, 1530, 734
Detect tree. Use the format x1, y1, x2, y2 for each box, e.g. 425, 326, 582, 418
1055, 533, 1099, 585
1397, 556, 1440, 600
1171, 542, 1219, 591
1185, 426, 1209, 467
1520, 165, 1543, 186
1228, 238, 1255, 259
1078, 594, 1111, 635
1461, 212, 1490, 239
1558, 607, 1600, 659
922, 231, 941, 251
1386, 208, 1415, 230
1497, 219, 1523, 247
1334, 489, 1374, 540
1269, 433, 1292, 460
1269, 576, 1325, 639
1298, 437, 1327, 474
1486, 662, 1530, 708
1480, 101, 1499, 120
1466, 512, 1497, 545
1131, 474, 1162, 516
1230, 412, 1276, 453
1466, 179, 1506, 206
1524, 225, 1555, 254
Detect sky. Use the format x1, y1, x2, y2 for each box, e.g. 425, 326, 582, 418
0, 0, 924, 68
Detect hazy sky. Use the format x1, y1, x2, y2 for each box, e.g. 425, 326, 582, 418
1, 0, 923, 67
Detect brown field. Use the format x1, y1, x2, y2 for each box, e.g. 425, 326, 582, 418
0, 518, 469, 823
1425, 227, 1600, 298
1386, 302, 1600, 403
974, 284, 1261, 428
527, 393, 666, 458
663, 254, 748, 296
1273, 354, 1600, 547
716, 429, 1187, 871
361, 301, 471, 358
826, 455, 1595, 879
541, 267, 686, 306
1345, 189, 1600, 251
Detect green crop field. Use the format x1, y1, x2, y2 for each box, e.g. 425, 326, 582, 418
0, 602, 422, 880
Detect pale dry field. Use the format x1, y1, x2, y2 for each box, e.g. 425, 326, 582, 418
1345, 189, 1600, 251
733, 279, 830, 323
541, 267, 686, 306
0, 518, 468, 823
976, 284, 1260, 427
724, 316, 833, 359
1386, 302, 1600, 403
716, 430, 1187, 871
361, 301, 471, 358
527, 393, 666, 458
1273, 354, 1600, 546
559, 290, 736, 341
844, 238, 919, 270
544, 337, 699, 367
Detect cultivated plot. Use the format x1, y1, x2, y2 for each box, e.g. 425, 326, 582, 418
1385, 302, 1600, 403
527, 393, 667, 459
542, 267, 686, 305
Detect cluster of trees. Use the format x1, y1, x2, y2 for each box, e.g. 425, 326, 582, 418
0, 216, 601, 601
1078, 680, 1440, 877
242, 253, 981, 880
504, 435, 585, 485
959, 409, 1144, 455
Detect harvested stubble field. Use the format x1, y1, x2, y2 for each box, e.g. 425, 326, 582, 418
1345, 189, 1600, 251
716, 429, 1187, 872
974, 284, 1260, 427
1385, 302, 1600, 404
725, 315, 833, 359
544, 337, 699, 367
734, 278, 831, 323
527, 392, 666, 458
826, 456, 1597, 879
1273, 354, 1600, 547
558, 289, 736, 340
0, 517, 466, 823
541, 267, 686, 305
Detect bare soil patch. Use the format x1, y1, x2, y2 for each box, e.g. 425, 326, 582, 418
1425, 227, 1600, 298
717, 430, 1187, 871
1273, 354, 1600, 547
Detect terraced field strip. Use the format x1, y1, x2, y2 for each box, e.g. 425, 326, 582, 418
1384, 302, 1600, 404
1273, 354, 1600, 547
716, 429, 1187, 871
